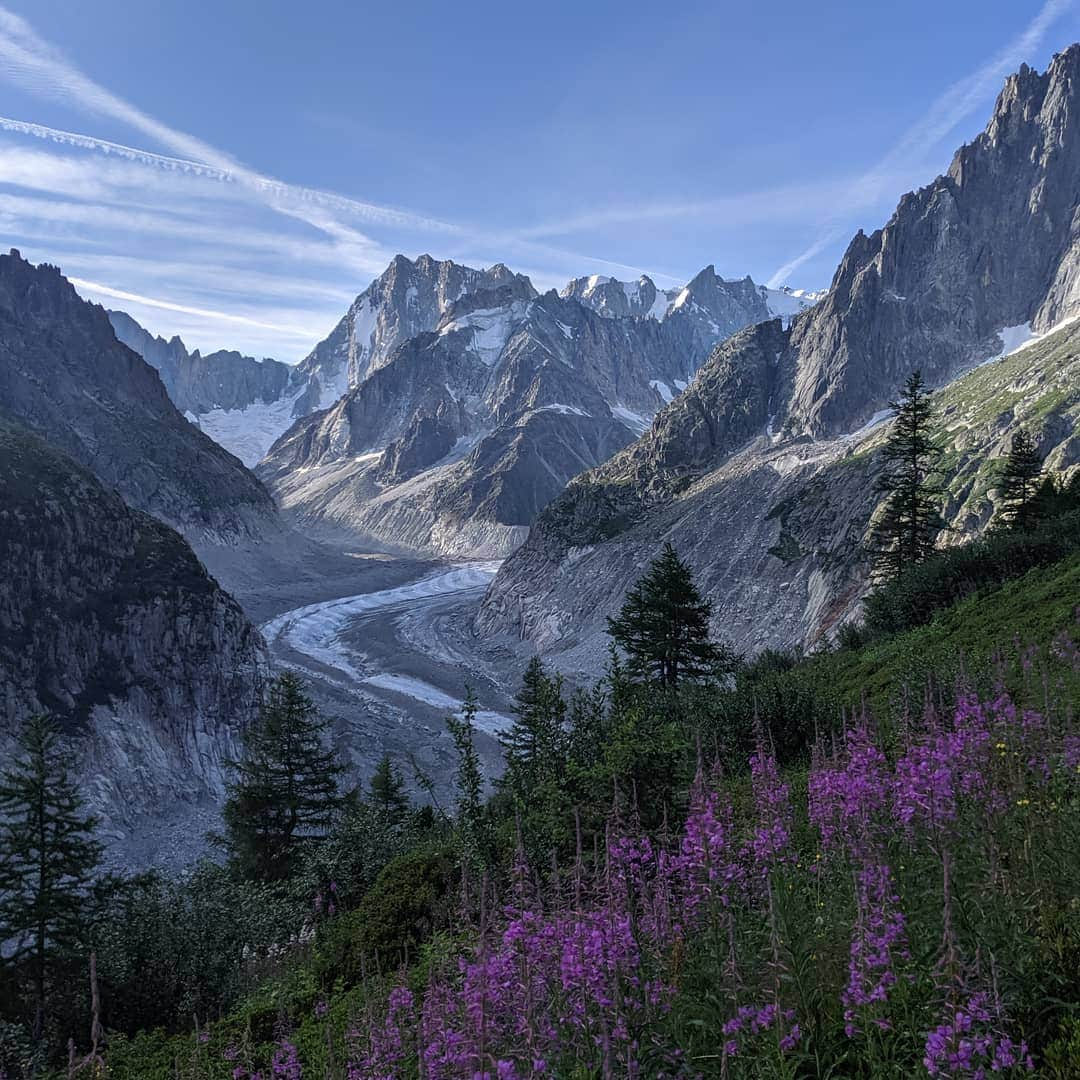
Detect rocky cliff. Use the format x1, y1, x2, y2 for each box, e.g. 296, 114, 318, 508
108, 310, 293, 466
0, 252, 275, 541
477, 46, 1080, 671
293, 253, 525, 413
0, 420, 266, 864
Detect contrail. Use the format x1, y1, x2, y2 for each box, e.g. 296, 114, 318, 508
0, 7, 460, 238
767, 0, 1077, 288
0, 7, 665, 287
0, 116, 227, 176
69, 276, 321, 337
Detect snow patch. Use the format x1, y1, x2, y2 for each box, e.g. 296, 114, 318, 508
439, 302, 528, 366
191, 386, 308, 466
649, 379, 674, 404
842, 408, 894, 442
763, 286, 824, 327
538, 403, 589, 417
648, 289, 672, 320
611, 404, 652, 435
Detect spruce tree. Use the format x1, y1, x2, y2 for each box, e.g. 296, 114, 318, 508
998, 428, 1043, 531
500, 657, 566, 798
606, 542, 720, 686
0, 714, 102, 1041
368, 753, 410, 821
221, 673, 344, 881
446, 688, 488, 866
868, 370, 945, 581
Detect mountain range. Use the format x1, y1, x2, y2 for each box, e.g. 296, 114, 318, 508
2, 45, 1080, 865
477, 48, 1080, 673
117, 256, 810, 554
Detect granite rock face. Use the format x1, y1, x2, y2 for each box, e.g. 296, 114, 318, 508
783, 48, 1080, 437
108, 310, 292, 416
477, 46, 1080, 670
260, 267, 783, 554
0, 252, 275, 541
292, 253, 526, 414
0, 420, 265, 865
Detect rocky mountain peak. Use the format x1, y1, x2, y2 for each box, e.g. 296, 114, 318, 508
0, 253, 274, 541
780, 41, 1080, 438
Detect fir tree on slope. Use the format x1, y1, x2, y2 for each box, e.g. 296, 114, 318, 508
607, 542, 724, 687
998, 428, 1043, 532
368, 753, 410, 822
0, 714, 102, 1041
221, 673, 344, 882
868, 370, 945, 581
500, 657, 567, 799
446, 688, 490, 867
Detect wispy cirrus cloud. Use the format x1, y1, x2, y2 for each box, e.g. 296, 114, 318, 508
766, 0, 1077, 287
0, 8, 462, 247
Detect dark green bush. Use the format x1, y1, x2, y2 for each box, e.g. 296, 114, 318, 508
312, 848, 457, 987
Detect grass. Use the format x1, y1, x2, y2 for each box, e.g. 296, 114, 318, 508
791, 552, 1080, 720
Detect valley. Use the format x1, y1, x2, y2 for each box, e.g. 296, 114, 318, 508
3, 10, 1080, 1077
242, 545, 519, 805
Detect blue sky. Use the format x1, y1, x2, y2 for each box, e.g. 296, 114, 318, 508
0, 0, 1078, 361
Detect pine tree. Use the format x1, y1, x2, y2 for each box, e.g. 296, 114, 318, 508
998, 428, 1043, 531
0, 714, 102, 1041
868, 370, 945, 581
606, 542, 721, 686
446, 687, 488, 866
368, 753, 410, 821
500, 657, 566, 798
221, 673, 344, 881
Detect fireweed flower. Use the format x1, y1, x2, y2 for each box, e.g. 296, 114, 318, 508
893, 695, 999, 832
923, 992, 1033, 1077
808, 721, 891, 857
270, 1039, 301, 1079
348, 986, 415, 1079
748, 750, 794, 876
842, 862, 909, 1037
721, 1003, 801, 1056
672, 786, 744, 922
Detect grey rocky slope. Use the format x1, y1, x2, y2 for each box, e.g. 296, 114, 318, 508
293, 253, 525, 412
0, 251, 275, 542
259, 262, 791, 555
0, 419, 265, 864
477, 45, 1080, 670
108, 310, 292, 466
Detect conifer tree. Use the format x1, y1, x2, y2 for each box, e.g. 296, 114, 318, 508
446, 687, 488, 866
0, 714, 102, 1041
368, 753, 410, 821
998, 428, 1043, 531
221, 673, 344, 881
606, 542, 721, 686
868, 370, 945, 580
500, 657, 566, 798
